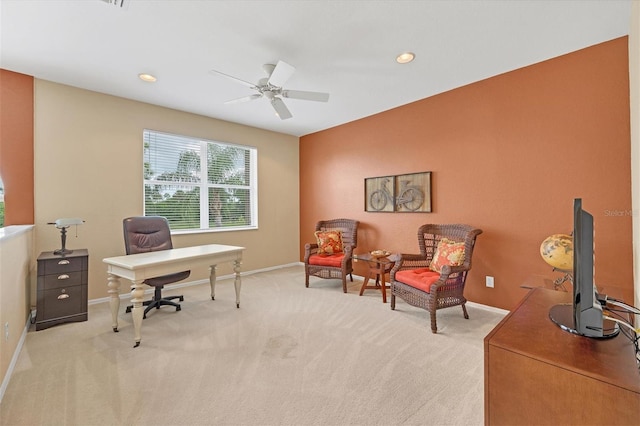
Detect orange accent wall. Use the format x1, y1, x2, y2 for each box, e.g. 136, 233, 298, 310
0, 69, 34, 225
300, 37, 632, 310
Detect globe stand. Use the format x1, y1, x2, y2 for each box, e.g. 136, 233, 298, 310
551, 268, 572, 292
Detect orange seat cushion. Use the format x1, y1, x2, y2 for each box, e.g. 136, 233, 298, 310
309, 253, 344, 267
395, 268, 441, 293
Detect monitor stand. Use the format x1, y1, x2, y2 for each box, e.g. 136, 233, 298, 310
549, 304, 619, 339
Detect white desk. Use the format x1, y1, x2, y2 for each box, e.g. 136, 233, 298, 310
103, 244, 245, 347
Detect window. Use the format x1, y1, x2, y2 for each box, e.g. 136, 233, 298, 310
143, 130, 257, 232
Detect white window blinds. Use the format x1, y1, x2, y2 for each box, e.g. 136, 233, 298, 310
143, 130, 257, 231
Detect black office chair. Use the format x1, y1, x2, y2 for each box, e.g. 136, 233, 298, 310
123, 216, 190, 318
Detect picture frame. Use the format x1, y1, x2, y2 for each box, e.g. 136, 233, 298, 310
365, 175, 395, 212
394, 171, 431, 212
364, 172, 432, 213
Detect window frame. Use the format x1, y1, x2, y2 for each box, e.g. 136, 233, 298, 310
143, 129, 258, 234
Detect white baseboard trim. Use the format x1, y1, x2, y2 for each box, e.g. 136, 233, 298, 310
89, 262, 303, 305
349, 273, 510, 316
89, 263, 510, 316
466, 301, 510, 316
0, 313, 32, 404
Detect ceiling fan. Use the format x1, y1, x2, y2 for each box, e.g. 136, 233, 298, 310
209, 60, 330, 120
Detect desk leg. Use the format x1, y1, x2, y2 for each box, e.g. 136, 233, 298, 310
130, 279, 145, 348
209, 265, 217, 300
234, 258, 242, 308
107, 274, 121, 332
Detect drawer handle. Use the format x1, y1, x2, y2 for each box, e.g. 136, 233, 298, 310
57, 274, 70, 280
57, 293, 70, 300
57, 260, 70, 265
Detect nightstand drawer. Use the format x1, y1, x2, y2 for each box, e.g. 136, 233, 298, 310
39, 256, 86, 275
40, 286, 85, 321
40, 271, 85, 290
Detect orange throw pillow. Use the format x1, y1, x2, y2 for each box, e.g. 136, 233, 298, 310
429, 238, 465, 272
314, 230, 343, 255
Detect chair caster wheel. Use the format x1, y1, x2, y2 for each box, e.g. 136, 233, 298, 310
179, 296, 184, 301
176, 306, 181, 311
125, 307, 132, 313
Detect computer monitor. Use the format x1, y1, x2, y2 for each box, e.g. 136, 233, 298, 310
549, 198, 619, 338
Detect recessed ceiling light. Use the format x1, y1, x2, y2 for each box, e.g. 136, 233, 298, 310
138, 73, 157, 82
396, 52, 415, 64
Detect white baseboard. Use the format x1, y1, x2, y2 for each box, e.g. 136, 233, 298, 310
0, 313, 32, 404
349, 273, 510, 316
89, 262, 303, 305
466, 301, 510, 316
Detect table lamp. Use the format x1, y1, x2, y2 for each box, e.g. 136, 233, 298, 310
48, 218, 84, 255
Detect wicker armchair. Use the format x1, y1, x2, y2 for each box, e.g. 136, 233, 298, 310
390, 224, 482, 333
304, 218, 359, 293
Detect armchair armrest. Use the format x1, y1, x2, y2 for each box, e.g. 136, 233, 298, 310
304, 243, 319, 262
340, 244, 354, 266
429, 264, 470, 292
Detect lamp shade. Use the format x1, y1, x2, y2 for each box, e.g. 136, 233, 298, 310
540, 234, 573, 271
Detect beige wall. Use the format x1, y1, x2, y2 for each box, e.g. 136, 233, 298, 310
0, 226, 33, 396
34, 80, 300, 300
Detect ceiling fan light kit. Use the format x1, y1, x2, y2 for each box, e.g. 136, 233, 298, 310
210, 60, 330, 120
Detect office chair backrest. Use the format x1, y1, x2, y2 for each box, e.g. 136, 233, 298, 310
123, 216, 174, 255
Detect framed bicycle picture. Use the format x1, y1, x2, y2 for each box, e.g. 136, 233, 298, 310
394, 171, 431, 212
365, 176, 395, 212
364, 172, 432, 213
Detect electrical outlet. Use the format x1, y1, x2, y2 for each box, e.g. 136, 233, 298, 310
4, 322, 9, 341
486, 276, 495, 288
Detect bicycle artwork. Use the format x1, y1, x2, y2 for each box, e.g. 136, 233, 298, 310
365, 172, 431, 213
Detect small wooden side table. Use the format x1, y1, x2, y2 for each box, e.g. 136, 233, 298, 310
354, 253, 400, 303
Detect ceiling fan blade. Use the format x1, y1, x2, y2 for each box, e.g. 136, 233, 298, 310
281, 90, 330, 102
271, 97, 292, 120
224, 94, 262, 104
267, 60, 296, 87
209, 69, 257, 89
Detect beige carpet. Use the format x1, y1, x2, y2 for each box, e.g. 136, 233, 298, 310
0, 265, 505, 426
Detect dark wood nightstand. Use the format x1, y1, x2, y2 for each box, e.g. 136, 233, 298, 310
36, 249, 88, 330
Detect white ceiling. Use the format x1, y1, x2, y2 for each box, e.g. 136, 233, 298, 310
0, 0, 633, 137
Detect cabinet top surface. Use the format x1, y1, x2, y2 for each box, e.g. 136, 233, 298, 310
38, 249, 89, 261
486, 287, 640, 393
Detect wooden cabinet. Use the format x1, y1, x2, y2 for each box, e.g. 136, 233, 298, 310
484, 287, 640, 425
36, 249, 88, 331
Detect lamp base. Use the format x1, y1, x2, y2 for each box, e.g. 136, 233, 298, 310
53, 226, 72, 256
53, 248, 74, 256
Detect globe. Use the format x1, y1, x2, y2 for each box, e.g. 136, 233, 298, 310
540, 234, 573, 271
